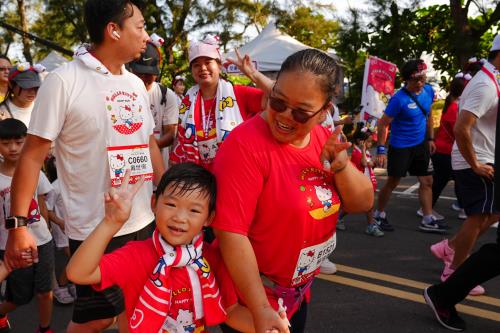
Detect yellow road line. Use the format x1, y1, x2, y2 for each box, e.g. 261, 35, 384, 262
318, 274, 500, 322
334, 264, 500, 307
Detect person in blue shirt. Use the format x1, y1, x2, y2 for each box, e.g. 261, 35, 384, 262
374, 59, 447, 233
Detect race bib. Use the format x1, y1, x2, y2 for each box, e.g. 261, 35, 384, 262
107, 144, 153, 186
291, 233, 337, 286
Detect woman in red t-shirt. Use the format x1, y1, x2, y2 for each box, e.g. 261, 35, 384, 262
431, 76, 467, 211
212, 49, 374, 333
170, 36, 272, 171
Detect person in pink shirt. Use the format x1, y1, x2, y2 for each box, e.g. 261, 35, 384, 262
212, 49, 374, 333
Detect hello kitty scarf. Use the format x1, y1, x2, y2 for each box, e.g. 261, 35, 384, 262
172, 79, 242, 167
129, 229, 226, 333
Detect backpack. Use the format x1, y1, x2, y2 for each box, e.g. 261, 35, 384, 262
159, 84, 168, 106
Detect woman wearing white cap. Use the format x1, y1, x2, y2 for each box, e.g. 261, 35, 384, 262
0, 63, 45, 127
170, 36, 273, 171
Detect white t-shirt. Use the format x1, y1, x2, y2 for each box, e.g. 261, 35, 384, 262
45, 179, 69, 248
147, 82, 179, 167
0, 171, 53, 249
0, 100, 33, 127
28, 59, 155, 240
452, 64, 499, 170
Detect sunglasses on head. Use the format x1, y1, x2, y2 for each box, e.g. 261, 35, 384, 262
269, 86, 329, 124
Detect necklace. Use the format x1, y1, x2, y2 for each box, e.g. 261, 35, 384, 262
201, 97, 216, 139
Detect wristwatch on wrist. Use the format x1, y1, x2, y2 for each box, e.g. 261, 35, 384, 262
5, 216, 28, 230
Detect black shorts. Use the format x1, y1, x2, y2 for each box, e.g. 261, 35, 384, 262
454, 168, 500, 217
0, 240, 55, 306
68, 221, 155, 324
387, 141, 432, 178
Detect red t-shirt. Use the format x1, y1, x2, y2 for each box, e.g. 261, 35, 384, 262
350, 146, 377, 191
435, 101, 458, 155
212, 115, 340, 289
94, 239, 236, 331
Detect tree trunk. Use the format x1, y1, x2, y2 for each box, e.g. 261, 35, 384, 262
17, 0, 33, 63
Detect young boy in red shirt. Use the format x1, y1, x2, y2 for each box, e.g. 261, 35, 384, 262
67, 163, 286, 333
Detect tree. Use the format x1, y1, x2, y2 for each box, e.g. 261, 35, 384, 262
334, 7, 369, 110
275, 5, 339, 51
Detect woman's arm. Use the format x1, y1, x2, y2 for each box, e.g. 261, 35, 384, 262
226, 50, 274, 94
215, 230, 290, 333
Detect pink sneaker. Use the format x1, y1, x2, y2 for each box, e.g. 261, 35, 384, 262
430, 239, 454, 264
440, 263, 485, 296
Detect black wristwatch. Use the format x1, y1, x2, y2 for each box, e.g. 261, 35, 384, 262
5, 216, 28, 230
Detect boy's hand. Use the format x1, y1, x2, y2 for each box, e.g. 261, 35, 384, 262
104, 170, 144, 227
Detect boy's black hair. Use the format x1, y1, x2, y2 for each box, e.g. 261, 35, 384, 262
0, 118, 27, 140
84, 0, 144, 45
155, 163, 216, 214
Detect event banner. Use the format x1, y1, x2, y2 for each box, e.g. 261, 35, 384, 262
360, 56, 397, 128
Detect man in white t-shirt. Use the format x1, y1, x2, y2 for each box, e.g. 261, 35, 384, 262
5, 1, 164, 332
129, 41, 179, 168
430, 35, 500, 297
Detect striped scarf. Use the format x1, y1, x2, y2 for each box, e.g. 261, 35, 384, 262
129, 229, 226, 333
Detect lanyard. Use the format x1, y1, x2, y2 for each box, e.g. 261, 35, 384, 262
200, 97, 215, 138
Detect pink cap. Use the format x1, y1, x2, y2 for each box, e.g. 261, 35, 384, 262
189, 36, 221, 64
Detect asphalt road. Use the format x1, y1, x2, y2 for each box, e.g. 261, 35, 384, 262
7, 173, 500, 332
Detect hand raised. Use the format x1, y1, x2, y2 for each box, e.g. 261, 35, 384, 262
104, 170, 144, 226
320, 125, 351, 173
226, 49, 257, 78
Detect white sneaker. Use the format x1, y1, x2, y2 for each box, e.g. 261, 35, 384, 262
491, 222, 499, 228
451, 202, 461, 211
53, 285, 74, 304
417, 208, 445, 221
458, 209, 467, 220
319, 259, 337, 275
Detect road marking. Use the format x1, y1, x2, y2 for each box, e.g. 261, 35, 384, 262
319, 274, 500, 322
334, 264, 500, 307
401, 182, 420, 194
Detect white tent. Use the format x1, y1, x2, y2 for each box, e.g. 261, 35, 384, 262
224, 22, 314, 73
39, 51, 69, 72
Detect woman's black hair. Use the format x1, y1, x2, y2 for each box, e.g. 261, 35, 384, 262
442, 77, 466, 114
155, 162, 217, 214
464, 61, 483, 77
277, 49, 340, 103
0, 55, 11, 63
352, 123, 372, 143
44, 156, 58, 183
488, 50, 500, 62
84, 0, 144, 45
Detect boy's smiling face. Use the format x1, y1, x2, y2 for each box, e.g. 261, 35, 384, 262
153, 183, 213, 247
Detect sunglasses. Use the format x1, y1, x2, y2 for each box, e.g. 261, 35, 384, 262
0, 67, 12, 72
269, 86, 329, 124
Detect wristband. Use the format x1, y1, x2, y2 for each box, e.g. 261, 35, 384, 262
377, 145, 387, 155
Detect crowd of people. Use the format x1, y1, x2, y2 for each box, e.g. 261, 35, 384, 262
0, 0, 498, 332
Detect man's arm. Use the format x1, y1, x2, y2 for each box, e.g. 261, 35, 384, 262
454, 110, 494, 179
156, 124, 177, 149
149, 134, 165, 185
7, 135, 52, 268
375, 114, 393, 168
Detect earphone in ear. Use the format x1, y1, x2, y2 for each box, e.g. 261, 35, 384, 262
112, 31, 121, 39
